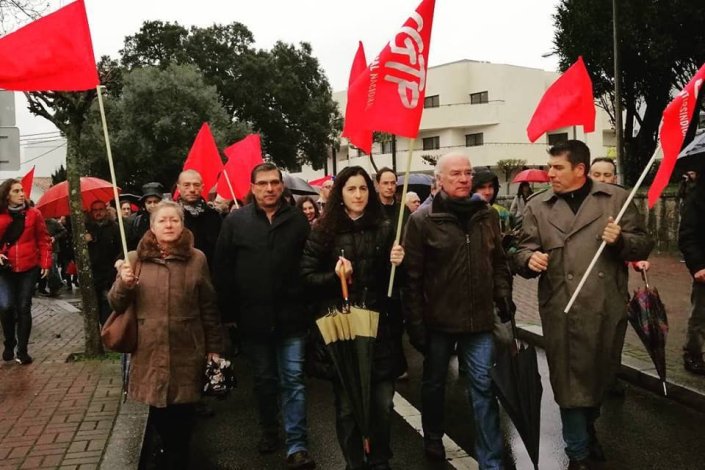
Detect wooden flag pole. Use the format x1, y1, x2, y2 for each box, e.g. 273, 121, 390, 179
564, 144, 662, 314
96, 85, 130, 263
222, 170, 240, 209
387, 138, 414, 297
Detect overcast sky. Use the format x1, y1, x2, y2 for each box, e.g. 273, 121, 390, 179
14, 0, 561, 141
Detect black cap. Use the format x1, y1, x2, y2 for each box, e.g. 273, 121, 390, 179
140, 182, 164, 203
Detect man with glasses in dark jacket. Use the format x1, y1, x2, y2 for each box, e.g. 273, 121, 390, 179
403, 153, 513, 469
214, 163, 314, 470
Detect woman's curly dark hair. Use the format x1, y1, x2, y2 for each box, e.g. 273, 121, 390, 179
296, 196, 320, 220
0, 178, 24, 213
315, 166, 384, 240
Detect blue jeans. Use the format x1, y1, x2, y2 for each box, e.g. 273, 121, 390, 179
0, 267, 40, 355
422, 331, 502, 470
560, 407, 600, 460
242, 334, 308, 456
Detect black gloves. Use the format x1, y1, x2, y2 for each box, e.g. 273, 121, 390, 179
496, 297, 517, 323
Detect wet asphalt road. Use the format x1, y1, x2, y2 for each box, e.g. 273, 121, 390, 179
185, 340, 705, 470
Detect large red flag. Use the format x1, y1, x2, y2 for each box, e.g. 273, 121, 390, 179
217, 134, 263, 201
526, 56, 596, 143
0, 0, 99, 91
183, 123, 223, 198
21, 166, 35, 201
350, 0, 436, 138
342, 42, 373, 154
648, 63, 705, 208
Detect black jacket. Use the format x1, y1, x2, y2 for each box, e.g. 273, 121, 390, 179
300, 213, 404, 381
182, 202, 222, 269
679, 183, 705, 276
86, 219, 121, 291
126, 211, 150, 251
213, 201, 310, 337
402, 193, 512, 346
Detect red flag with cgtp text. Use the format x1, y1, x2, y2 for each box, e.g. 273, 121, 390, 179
647, 63, 705, 208
342, 42, 373, 154
0, 0, 99, 91
350, 0, 436, 139
21, 166, 35, 201
217, 134, 263, 201
526, 56, 595, 143
183, 123, 223, 198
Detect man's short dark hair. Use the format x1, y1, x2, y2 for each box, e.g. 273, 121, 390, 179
375, 167, 397, 183
250, 162, 283, 183
548, 140, 591, 169
590, 157, 617, 173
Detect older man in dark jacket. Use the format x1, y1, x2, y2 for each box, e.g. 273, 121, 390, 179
213, 163, 314, 470
403, 153, 513, 469
679, 179, 705, 375
85, 201, 121, 325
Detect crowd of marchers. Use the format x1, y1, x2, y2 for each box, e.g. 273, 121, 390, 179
3, 139, 705, 470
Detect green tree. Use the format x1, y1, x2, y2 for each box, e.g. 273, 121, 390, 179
79, 63, 246, 190
50, 164, 66, 185
553, 0, 705, 185
119, 21, 341, 170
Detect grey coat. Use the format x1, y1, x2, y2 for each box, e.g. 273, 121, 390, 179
513, 182, 653, 407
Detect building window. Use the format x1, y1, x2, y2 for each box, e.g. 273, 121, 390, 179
547, 133, 569, 146
424, 95, 440, 108
470, 91, 488, 104
465, 133, 484, 147
381, 140, 393, 154
422, 136, 440, 151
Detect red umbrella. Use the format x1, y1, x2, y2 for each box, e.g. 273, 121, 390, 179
512, 169, 549, 184
309, 175, 333, 187
36, 177, 119, 219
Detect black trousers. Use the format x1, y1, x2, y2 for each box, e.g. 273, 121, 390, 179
149, 404, 195, 470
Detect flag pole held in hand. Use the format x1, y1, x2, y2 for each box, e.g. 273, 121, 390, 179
96, 85, 130, 263
564, 145, 662, 314
387, 139, 413, 297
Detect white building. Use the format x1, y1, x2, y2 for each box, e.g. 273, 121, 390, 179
296, 59, 615, 193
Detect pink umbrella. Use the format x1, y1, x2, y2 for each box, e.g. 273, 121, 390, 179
36, 177, 119, 219
512, 169, 549, 184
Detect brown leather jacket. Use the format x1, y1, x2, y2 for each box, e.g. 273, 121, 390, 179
402, 193, 512, 348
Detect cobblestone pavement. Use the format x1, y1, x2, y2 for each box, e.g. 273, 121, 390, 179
0, 291, 122, 470
514, 251, 705, 393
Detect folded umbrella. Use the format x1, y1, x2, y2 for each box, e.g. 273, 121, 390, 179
491, 318, 542, 470
627, 271, 669, 396
316, 261, 379, 456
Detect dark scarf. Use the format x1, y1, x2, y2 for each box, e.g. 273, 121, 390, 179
557, 179, 592, 214
440, 192, 485, 226
1, 205, 27, 247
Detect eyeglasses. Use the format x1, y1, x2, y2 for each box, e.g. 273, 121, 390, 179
254, 180, 282, 188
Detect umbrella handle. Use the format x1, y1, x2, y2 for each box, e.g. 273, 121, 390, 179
338, 270, 349, 305
641, 270, 650, 289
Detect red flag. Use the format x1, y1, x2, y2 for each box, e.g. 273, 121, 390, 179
350, 0, 436, 138
217, 134, 263, 200
0, 0, 99, 91
183, 123, 223, 198
648, 63, 705, 208
342, 42, 373, 154
21, 166, 35, 201
526, 56, 596, 143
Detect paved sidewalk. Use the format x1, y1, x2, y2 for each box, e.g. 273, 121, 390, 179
514, 252, 705, 398
0, 292, 123, 470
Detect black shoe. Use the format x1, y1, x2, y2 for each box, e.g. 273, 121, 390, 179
684, 352, 705, 375
15, 352, 33, 365
285, 450, 316, 469
567, 458, 594, 470
369, 463, 391, 470
2, 348, 14, 361
257, 432, 280, 454
38, 289, 51, 297
588, 425, 606, 462
195, 400, 215, 418
423, 438, 446, 461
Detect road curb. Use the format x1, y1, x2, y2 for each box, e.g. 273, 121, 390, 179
101, 398, 150, 470
515, 322, 705, 414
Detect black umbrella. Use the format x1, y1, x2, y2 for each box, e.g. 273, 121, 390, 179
396, 173, 433, 201
282, 173, 319, 195
316, 267, 379, 456
491, 319, 542, 470
627, 271, 669, 396
675, 131, 705, 172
